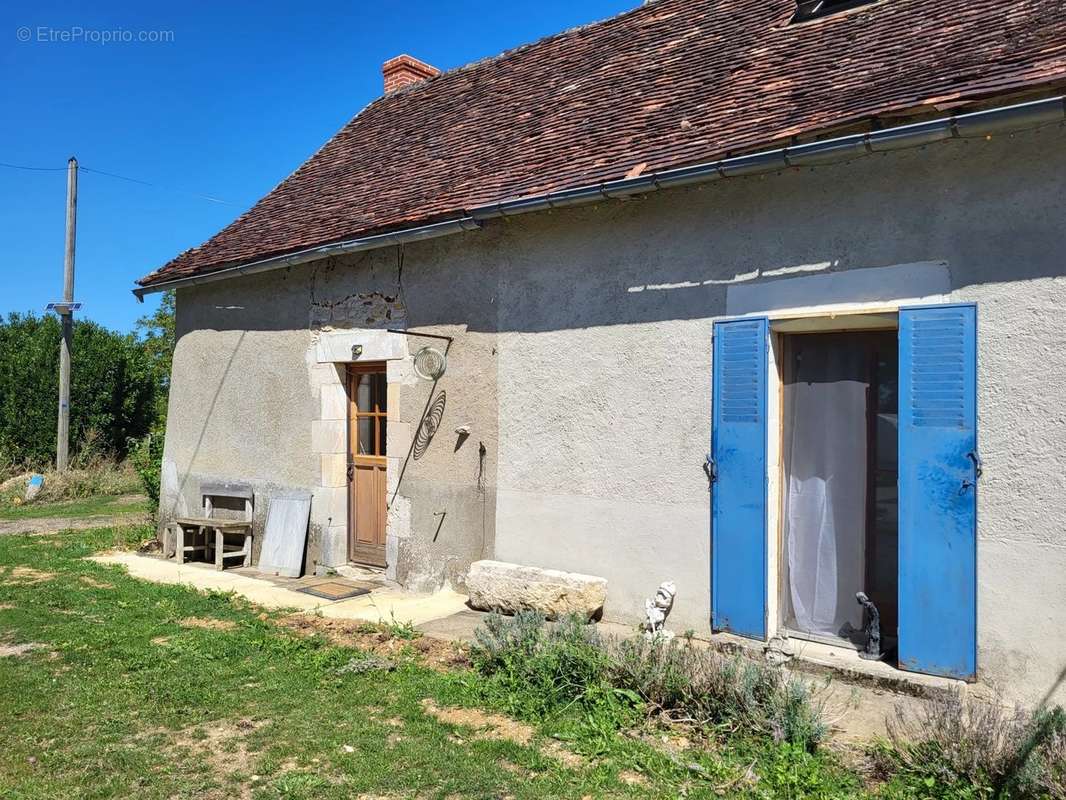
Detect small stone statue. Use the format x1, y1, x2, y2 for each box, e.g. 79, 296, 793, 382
643, 581, 677, 641
855, 591, 882, 661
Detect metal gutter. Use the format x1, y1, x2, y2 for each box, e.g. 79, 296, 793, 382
133, 217, 482, 299
134, 95, 1065, 299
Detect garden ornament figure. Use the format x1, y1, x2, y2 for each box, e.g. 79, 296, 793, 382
643, 581, 677, 641
855, 591, 882, 661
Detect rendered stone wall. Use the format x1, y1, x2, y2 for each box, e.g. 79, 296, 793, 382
162, 247, 499, 586
161, 123, 1066, 706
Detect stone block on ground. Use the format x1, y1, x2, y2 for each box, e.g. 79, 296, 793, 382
465, 560, 607, 621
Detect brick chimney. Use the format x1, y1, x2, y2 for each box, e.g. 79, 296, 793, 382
382, 54, 440, 93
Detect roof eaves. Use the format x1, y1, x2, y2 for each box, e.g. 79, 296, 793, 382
134, 93, 1066, 299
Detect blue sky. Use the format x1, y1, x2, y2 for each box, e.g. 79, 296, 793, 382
0, 0, 633, 333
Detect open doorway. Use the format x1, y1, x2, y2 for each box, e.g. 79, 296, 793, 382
780, 330, 898, 653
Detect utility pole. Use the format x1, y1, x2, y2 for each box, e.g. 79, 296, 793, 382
56, 156, 78, 472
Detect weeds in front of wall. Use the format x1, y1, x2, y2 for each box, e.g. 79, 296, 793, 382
352, 594, 421, 642
469, 611, 829, 752
610, 634, 830, 750
471, 612, 621, 720
350, 616, 420, 641
467, 613, 1066, 798
873, 688, 1066, 799
381, 612, 420, 641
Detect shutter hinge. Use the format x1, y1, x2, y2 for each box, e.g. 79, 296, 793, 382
703, 454, 718, 488
961, 450, 983, 493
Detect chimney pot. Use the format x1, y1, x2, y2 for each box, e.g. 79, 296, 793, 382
382, 54, 440, 93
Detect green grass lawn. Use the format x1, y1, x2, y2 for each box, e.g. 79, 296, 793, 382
0, 494, 150, 521
0, 525, 870, 800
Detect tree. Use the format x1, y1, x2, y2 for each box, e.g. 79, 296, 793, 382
0, 312, 160, 467
134, 290, 175, 425
129, 291, 176, 502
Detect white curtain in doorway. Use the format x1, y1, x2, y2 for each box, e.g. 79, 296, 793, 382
784, 340, 867, 638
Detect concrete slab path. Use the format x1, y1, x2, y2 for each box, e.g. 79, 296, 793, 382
92, 551, 469, 626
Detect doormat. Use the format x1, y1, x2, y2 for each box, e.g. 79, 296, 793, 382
295, 581, 372, 601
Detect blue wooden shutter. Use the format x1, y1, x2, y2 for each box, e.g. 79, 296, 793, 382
898, 304, 978, 680
711, 317, 768, 639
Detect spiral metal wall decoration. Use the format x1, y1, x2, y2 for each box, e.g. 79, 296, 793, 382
413, 390, 446, 460
413, 346, 447, 381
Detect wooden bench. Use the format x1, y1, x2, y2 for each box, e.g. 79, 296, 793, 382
172, 482, 254, 570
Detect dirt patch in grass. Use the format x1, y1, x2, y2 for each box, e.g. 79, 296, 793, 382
631, 729, 698, 760
0, 602, 14, 610
278, 614, 469, 670
178, 617, 237, 631
1, 566, 56, 584
0, 641, 46, 657
544, 740, 586, 768
618, 770, 649, 786
410, 635, 471, 671
79, 575, 114, 589
420, 699, 534, 745
499, 760, 533, 777
146, 717, 269, 800
150, 635, 171, 645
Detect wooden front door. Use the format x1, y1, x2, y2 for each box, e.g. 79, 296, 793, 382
347, 364, 388, 567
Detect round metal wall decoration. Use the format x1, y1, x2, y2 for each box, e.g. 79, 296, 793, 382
413, 346, 447, 381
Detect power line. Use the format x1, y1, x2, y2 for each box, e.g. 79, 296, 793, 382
79, 165, 236, 205
0, 161, 67, 172
0, 159, 241, 206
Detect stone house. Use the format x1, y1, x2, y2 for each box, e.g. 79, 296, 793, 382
135, 0, 1066, 706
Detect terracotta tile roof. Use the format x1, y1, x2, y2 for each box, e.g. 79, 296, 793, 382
140, 0, 1066, 287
